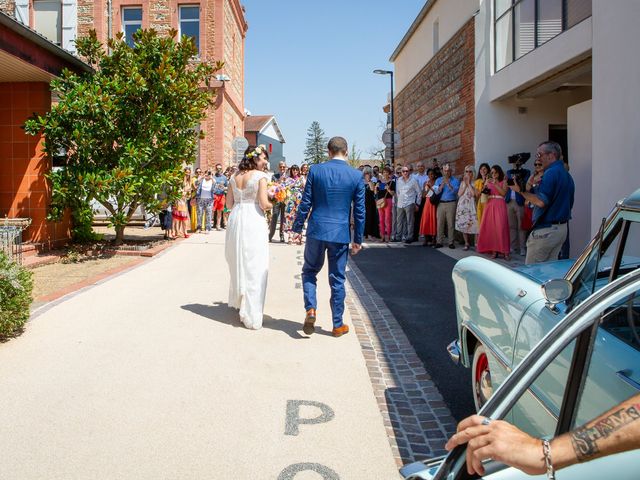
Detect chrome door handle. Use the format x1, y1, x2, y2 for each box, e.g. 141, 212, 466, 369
616, 370, 640, 390
517, 289, 527, 298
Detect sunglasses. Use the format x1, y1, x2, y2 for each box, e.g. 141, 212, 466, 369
534, 162, 542, 166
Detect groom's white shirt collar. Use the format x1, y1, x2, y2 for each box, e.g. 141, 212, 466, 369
330, 157, 346, 162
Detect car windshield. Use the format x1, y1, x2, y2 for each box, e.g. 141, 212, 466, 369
570, 216, 640, 308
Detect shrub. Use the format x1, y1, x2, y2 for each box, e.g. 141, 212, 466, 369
0, 252, 34, 339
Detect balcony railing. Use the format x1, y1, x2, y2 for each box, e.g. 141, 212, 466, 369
494, 0, 592, 72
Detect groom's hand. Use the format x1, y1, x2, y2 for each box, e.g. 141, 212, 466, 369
351, 244, 362, 256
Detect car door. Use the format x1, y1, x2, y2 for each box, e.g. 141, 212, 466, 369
426, 271, 640, 480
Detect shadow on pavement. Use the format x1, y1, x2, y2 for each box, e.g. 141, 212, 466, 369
180, 302, 333, 339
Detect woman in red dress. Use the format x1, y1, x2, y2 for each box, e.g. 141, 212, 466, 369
476, 165, 510, 260
419, 168, 438, 246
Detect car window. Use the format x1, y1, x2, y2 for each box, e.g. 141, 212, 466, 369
618, 221, 640, 276
507, 340, 576, 439
571, 219, 623, 306
572, 288, 640, 427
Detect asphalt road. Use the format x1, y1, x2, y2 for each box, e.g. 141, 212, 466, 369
353, 245, 476, 422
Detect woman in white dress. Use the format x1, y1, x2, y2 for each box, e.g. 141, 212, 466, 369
225, 145, 272, 329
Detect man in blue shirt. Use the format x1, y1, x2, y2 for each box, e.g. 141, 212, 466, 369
509, 141, 574, 265
433, 163, 460, 249
505, 156, 531, 256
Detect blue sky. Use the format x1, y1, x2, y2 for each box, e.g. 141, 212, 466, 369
242, 0, 425, 164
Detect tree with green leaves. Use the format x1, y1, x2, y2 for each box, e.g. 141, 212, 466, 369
304, 121, 328, 164
347, 142, 362, 168
25, 29, 223, 244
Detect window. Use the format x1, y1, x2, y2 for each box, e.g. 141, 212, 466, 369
122, 7, 142, 48
572, 287, 640, 428
33, 0, 62, 45
494, 0, 592, 71
179, 5, 200, 53
432, 19, 439, 54
571, 217, 640, 307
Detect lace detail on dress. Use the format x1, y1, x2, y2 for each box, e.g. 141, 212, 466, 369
231, 172, 267, 204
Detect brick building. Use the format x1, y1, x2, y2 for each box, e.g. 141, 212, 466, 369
389, 0, 476, 175
1, 0, 247, 170
0, 11, 91, 247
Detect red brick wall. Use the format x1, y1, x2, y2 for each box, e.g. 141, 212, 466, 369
77, 0, 246, 170
395, 18, 475, 175
0, 82, 71, 247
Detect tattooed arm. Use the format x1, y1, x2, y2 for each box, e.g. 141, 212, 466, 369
553, 393, 640, 469
445, 393, 640, 476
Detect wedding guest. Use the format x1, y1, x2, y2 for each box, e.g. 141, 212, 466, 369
269, 160, 286, 243
509, 141, 574, 265
433, 163, 460, 249
284, 165, 305, 244
212, 163, 228, 230
521, 158, 544, 234
171, 169, 192, 239
391, 165, 403, 241
374, 166, 395, 243
191, 167, 203, 232
474, 163, 490, 223
419, 168, 438, 246
477, 165, 510, 260
505, 157, 531, 256
431, 158, 442, 178
372, 165, 380, 182
455, 165, 479, 250
300, 163, 309, 181
363, 171, 380, 240
196, 170, 215, 233
412, 162, 429, 241
395, 166, 422, 244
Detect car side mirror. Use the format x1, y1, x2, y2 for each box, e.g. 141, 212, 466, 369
542, 279, 573, 312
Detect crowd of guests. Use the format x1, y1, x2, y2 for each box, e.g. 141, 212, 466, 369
360, 141, 574, 265
160, 152, 311, 245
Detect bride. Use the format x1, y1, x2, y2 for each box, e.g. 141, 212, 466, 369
225, 145, 272, 329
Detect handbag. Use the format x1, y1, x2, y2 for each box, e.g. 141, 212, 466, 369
429, 189, 442, 206
521, 204, 534, 231
376, 197, 387, 209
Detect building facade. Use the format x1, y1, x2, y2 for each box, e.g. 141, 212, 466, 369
390, 0, 640, 255
0, 0, 247, 170
243, 115, 285, 171
0, 12, 91, 247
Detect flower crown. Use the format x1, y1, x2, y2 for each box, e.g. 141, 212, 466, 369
246, 145, 266, 159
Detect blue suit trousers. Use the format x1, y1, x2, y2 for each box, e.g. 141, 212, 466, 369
302, 237, 349, 328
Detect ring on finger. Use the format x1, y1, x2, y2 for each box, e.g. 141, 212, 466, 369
481, 417, 492, 426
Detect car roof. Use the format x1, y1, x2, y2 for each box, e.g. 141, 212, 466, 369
621, 188, 640, 211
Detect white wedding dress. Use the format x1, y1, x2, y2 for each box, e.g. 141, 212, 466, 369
225, 171, 270, 329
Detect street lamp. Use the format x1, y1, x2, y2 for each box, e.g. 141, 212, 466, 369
373, 69, 395, 165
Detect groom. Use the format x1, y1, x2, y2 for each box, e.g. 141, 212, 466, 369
292, 136, 365, 337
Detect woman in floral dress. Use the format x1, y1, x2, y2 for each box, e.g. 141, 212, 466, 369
283, 164, 305, 244
455, 165, 479, 250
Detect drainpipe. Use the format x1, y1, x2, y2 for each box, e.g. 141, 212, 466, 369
107, 0, 113, 53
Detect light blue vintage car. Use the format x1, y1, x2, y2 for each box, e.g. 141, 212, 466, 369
401, 266, 640, 479
447, 188, 640, 435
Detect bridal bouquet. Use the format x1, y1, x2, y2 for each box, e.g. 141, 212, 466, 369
267, 182, 288, 204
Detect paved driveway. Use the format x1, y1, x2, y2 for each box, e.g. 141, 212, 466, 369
0, 233, 399, 479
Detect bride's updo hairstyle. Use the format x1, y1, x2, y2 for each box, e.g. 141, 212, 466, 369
238, 145, 269, 172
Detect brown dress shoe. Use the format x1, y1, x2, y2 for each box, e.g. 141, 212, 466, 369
332, 324, 349, 337
303, 308, 316, 335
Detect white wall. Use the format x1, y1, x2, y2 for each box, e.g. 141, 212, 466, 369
394, 0, 479, 94
475, 1, 590, 169
568, 100, 592, 256
591, 1, 640, 233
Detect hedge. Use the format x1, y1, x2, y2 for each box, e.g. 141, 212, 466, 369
0, 252, 33, 339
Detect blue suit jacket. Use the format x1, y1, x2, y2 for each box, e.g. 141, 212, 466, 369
292, 159, 365, 245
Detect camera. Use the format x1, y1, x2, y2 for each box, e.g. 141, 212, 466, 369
508, 152, 531, 164
507, 178, 515, 186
